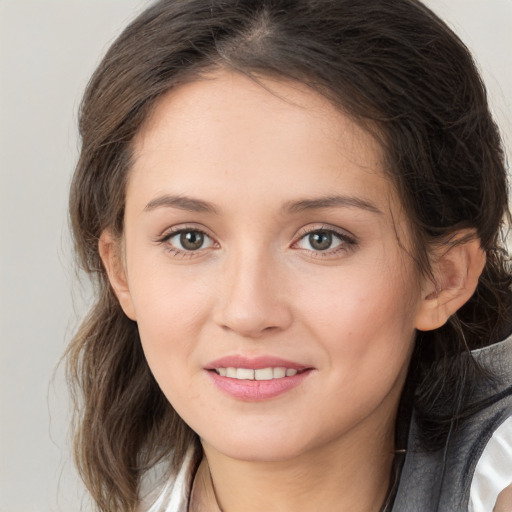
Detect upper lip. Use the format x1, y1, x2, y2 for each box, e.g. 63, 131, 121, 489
205, 355, 311, 370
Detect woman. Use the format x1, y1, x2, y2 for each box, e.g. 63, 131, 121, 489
67, 0, 512, 510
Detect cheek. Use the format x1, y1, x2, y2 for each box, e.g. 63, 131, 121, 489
127, 239, 213, 328
126, 260, 214, 392
134, 279, 201, 339
292, 267, 417, 434
294, 258, 419, 371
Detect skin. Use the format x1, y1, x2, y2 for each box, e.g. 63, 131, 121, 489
494, 483, 512, 512
101, 70, 485, 511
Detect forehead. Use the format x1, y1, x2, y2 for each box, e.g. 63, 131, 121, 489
129, 70, 398, 217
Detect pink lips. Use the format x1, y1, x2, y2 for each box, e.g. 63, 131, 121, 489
205, 355, 313, 401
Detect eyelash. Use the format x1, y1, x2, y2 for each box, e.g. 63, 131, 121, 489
155, 225, 357, 259
156, 226, 217, 259
292, 225, 357, 258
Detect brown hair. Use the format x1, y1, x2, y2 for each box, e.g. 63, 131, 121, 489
67, 0, 511, 509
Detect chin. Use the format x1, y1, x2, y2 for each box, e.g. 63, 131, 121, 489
201, 427, 318, 463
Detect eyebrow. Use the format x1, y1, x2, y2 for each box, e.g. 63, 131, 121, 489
143, 193, 382, 216
283, 195, 382, 215
144, 194, 219, 214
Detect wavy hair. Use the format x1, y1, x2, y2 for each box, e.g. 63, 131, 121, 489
67, 0, 511, 509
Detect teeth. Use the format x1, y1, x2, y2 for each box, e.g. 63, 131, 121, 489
236, 368, 255, 380
226, 367, 237, 378
216, 366, 300, 380
255, 368, 273, 380
273, 367, 286, 378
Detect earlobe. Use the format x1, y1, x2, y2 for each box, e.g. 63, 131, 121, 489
414, 235, 486, 332
98, 230, 137, 321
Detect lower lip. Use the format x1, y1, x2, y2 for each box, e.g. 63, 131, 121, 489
206, 370, 312, 401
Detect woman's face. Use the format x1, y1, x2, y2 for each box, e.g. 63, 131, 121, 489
115, 70, 428, 462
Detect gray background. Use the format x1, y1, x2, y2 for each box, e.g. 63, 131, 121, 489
0, 1, 510, 510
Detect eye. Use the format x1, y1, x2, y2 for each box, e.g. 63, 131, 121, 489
303, 231, 337, 251
294, 227, 356, 255
161, 228, 216, 252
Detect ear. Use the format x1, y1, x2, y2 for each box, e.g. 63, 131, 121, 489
98, 230, 137, 321
414, 233, 486, 331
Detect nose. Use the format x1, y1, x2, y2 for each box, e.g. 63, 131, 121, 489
212, 249, 293, 338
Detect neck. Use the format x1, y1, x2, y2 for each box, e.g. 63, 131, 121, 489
196, 421, 396, 512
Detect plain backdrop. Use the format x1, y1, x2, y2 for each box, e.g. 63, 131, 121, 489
0, 1, 510, 510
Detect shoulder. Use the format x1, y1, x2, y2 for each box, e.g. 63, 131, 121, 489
393, 333, 512, 511
469, 415, 512, 512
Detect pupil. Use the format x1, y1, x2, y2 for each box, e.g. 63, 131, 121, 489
180, 231, 204, 250
309, 231, 332, 251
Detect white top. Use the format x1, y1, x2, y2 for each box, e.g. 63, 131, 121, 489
469, 415, 512, 512
143, 449, 193, 512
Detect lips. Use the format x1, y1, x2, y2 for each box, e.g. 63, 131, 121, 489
205, 355, 313, 401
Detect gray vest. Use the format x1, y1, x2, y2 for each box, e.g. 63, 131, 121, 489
392, 335, 512, 511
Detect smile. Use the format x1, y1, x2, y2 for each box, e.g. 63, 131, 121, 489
214, 367, 299, 380
206, 357, 313, 401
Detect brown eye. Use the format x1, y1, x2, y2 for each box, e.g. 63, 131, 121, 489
163, 228, 215, 253
294, 227, 354, 255
308, 231, 333, 251
180, 231, 205, 250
